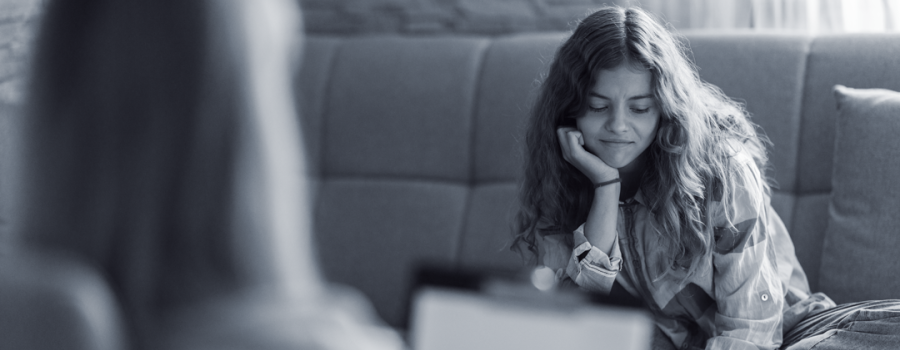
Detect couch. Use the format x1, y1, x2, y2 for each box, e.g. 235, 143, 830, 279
299, 32, 900, 329
3, 31, 900, 348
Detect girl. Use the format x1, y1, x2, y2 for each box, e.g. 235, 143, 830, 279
513, 6, 900, 350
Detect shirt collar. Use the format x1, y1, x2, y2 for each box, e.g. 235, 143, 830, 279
619, 187, 647, 207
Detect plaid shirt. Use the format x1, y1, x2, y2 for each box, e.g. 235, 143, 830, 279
537, 153, 835, 350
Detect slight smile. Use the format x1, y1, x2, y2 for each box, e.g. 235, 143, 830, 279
600, 140, 633, 148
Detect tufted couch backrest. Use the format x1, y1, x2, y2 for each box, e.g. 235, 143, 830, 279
298, 32, 900, 327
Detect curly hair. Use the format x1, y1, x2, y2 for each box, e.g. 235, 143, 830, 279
512, 6, 771, 281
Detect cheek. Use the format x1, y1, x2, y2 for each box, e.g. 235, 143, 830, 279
575, 116, 601, 134
644, 115, 661, 138
574, 117, 588, 132
637, 116, 660, 148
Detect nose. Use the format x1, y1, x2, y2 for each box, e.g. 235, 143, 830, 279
604, 106, 628, 134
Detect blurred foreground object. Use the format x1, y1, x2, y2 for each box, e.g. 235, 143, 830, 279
0, 0, 404, 349
407, 266, 653, 350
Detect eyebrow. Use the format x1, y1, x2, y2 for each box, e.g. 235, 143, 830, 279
589, 92, 654, 101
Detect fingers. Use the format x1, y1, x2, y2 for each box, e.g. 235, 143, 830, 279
556, 127, 620, 183
566, 130, 583, 150
556, 127, 583, 164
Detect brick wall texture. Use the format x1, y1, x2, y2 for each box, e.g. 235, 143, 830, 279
0, 0, 42, 107
300, 0, 650, 35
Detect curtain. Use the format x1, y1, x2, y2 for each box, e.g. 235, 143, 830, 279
635, 0, 900, 32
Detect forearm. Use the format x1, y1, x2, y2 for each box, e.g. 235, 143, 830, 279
583, 183, 620, 255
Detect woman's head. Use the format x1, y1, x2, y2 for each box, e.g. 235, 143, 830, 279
577, 62, 660, 172
538, 7, 724, 168
12, 0, 316, 347
515, 6, 770, 279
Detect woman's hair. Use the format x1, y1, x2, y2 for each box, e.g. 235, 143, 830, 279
513, 6, 771, 281
12, 0, 316, 347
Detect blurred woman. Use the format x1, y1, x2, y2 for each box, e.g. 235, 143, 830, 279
11, 0, 404, 349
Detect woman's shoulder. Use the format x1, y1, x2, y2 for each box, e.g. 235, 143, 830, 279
709, 138, 770, 225
720, 137, 759, 165
717, 136, 769, 191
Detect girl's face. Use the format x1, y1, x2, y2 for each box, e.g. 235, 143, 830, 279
576, 63, 660, 173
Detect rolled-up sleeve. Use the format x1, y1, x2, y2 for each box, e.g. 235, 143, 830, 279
564, 224, 622, 294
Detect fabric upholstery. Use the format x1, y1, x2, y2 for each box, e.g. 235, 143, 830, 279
790, 193, 830, 293
313, 179, 468, 327
457, 183, 522, 272
0, 250, 124, 350
769, 191, 795, 235
685, 33, 810, 194
297, 37, 341, 178
797, 34, 900, 194
322, 37, 488, 181
472, 33, 565, 182
819, 85, 900, 304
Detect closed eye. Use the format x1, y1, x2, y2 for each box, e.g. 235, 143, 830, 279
631, 108, 650, 113
588, 106, 608, 113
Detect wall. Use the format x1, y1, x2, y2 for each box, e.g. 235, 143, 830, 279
300, 0, 637, 35
0, 0, 41, 247
0, 0, 41, 107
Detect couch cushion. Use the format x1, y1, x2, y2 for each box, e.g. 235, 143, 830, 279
769, 191, 795, 233
684, 33, 810, 193
297, 37, 341, 178
0, 250, 125, 350
818, 85, 900, 303
472, 33, 566, 182
313, 179, 468, 327
322, 37, 489, 182
789, 193, 830, 292
797, 34, 900, 194
457, 183, 522, 272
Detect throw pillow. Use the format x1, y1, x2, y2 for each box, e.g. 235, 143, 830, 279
818, 85, 900, 303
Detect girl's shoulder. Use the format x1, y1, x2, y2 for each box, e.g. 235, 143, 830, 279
720, 137, 758, 166
709, 138, 770, 227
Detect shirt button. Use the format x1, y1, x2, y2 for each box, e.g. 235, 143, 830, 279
761, 294, 769, 301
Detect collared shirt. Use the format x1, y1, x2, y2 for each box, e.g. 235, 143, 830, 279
536, 152, 835, 350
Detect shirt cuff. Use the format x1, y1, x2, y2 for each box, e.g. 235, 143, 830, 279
564, 224, 622, 294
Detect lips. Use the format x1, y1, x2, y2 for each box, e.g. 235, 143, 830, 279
600, 139, 633, 148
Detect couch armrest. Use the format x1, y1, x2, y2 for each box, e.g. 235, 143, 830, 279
0, 250, 126, 350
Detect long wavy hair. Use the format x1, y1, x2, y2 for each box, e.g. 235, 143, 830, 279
512, 7, 771, 281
